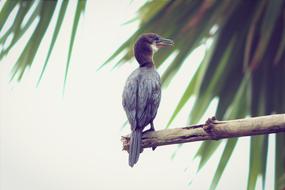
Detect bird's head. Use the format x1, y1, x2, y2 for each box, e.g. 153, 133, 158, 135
134, 33, 174, 67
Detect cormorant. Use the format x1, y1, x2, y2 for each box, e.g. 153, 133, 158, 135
122, 33, 174, 167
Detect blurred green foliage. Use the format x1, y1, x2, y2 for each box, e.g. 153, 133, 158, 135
0, 0, 86, 85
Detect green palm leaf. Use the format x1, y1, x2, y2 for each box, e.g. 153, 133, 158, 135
37, 0, 69, 85
63, 0, 87, 89
11, 0, 57, 80
0, 0, 86, 84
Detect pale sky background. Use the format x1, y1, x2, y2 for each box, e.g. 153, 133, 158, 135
0, 1, 275, 190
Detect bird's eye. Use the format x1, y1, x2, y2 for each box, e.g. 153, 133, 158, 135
155, 36, 160, 41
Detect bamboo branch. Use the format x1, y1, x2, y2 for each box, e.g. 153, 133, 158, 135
121, 114, 285, 151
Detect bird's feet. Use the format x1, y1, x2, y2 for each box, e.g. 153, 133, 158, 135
203, 116, 219, 140
142, 128, 155, 134
142, 122, 157, 151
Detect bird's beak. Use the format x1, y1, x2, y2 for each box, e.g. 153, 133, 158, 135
156, 37, 174, 48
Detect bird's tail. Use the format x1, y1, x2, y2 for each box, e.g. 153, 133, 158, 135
129, 129, 142, 167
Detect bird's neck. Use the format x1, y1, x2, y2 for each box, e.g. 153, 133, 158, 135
134, 45, 155, 68
139, 60, 154, 68
137, 53, 155, 68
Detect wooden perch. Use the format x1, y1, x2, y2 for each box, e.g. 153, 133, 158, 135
121, 114, 285, 151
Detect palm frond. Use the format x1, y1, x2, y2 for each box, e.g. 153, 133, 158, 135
0, 0, 86, 83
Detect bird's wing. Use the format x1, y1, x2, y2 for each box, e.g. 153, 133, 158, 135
122, 78, 138, 130
123, 72, 161, 131
149, 79, 161, 119
137, 78, 161, 128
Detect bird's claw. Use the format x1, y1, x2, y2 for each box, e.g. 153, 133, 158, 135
142, 128, 154, 134
142, 127, 156, 151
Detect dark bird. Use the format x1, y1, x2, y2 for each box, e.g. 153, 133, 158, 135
122, 33, 174, 167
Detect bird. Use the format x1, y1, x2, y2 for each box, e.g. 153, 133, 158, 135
122, 33, 174, 167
